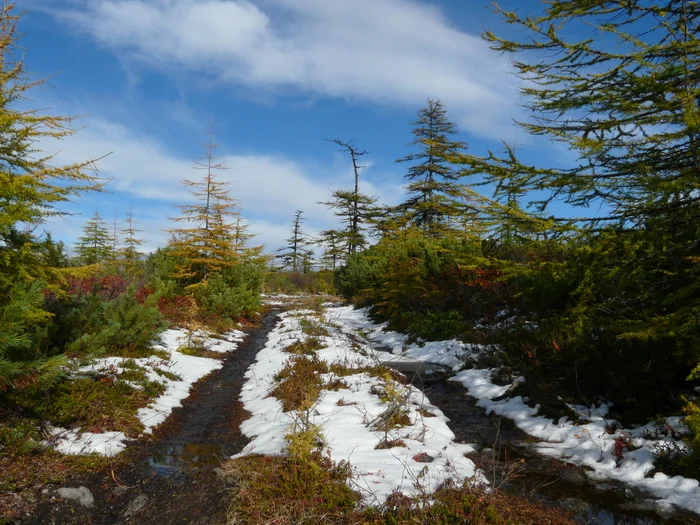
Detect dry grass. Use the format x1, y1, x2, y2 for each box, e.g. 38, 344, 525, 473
283, 337, 325, 355
272, 355, 329, 412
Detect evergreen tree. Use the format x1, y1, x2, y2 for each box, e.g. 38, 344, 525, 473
39, 232, 68, 268
119, 207, 144, 265
76, 210, 112, 265
231, 206, 264, 260
316, 229, 344, 270
397, 99, 467, 236
0, 2, 103, 289
0, 2, 103, 391
110, 214, 120, 260
468, 1, 699, 224
276, 210, 310, 272
455, 0, 700, 409
166, 128, 239, 286
323, 139, 377, 256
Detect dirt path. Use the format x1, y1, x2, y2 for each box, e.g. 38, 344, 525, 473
25, 307, 283, 525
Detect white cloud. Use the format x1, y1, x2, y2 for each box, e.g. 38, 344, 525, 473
40, 116, 400, 252
42, 0, 520, 139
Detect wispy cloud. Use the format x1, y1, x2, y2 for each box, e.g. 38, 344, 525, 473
39, 0, 520, 139
40, 115, 401, 252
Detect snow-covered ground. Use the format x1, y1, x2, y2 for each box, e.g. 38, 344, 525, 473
329, 305, 700, 516
48, 328, 245, 457
326, 306, 485, 371
234, 309, 484, 504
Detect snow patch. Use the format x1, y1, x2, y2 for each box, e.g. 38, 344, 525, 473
234, 310, 484, 504
49, 328, 245, 456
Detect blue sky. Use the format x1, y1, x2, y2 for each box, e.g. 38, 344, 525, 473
22, 0, 570, 253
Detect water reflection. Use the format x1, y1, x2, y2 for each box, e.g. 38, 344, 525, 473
148, 443, 227, 475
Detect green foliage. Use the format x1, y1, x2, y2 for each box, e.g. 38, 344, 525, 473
276, 210, 312, 272
0, 3, 102, 283
265, 269, 335, 295
47, 282, 167, 358
75, 210, 112, 265
0, 417, 45, 456
11, 377, 150, 437
166, 130, 252, 285
337, 232, 500, 339
193, 271, 260, 321
146, 247, 184, 290
396, 98, 469, 236
682, 393, 700, 477
0, 281, 66, 392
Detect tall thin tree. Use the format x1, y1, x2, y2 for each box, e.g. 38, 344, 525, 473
397, 99, 467, 236
166, 125, 239, 286
323, 139, 377, 256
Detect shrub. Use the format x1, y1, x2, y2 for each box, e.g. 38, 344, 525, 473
0, 281, 66, 392
193, 272, 260, 322
45, 283, 167, 358
11, 377, 150, 437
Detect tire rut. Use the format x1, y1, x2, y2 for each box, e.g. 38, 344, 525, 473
25, 307, 283, 525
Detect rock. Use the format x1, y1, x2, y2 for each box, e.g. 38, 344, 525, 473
112, 485, 129, 497
123, 494, 149, 517
57, 486, 94, 508
559, 468, 588, 487
558, 497, 590, 514
480, 447, 493, 457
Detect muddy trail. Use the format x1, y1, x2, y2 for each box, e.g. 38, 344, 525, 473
25, 307, 283, 525
392, 359, 700, 525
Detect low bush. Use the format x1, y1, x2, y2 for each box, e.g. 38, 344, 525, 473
225, 453, 359, 525
272, 356, 328, 412
10, 376, 156, 437
193, 272, 260, 322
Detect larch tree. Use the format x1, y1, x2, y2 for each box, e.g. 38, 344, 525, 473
455, 0, 700, 414
119, 207, 144, 265
166, 128, 239, 287
465, 0, 699, 224
316, 229, 344, 270
0, 1, 104, 390
231, 206, 264, 261
323, 139, 377, 257
397, 99, 468, 236
76, 210, 112, 265
276, 210, 311, 272
110, 214, 119, 260
0, 1, 103, 289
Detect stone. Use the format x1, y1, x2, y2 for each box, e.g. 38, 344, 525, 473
123, 494, 149, 517
57, 486, 94, 508
558, 497, 590, 514
559, 468, 588, 487
112, 485, 129, 497
214, 467, 239, 486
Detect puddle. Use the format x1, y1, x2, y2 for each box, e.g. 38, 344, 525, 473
148, 443, 230, 475
379, 359, 453, 386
